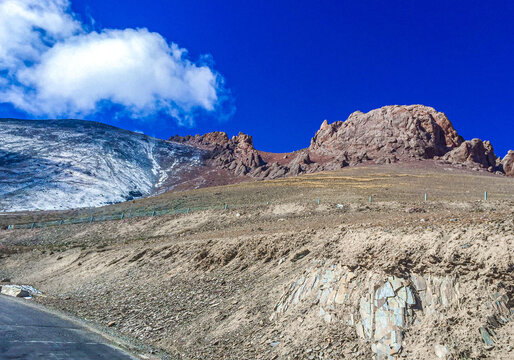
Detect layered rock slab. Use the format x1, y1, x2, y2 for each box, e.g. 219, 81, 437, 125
271, 264, 512, 359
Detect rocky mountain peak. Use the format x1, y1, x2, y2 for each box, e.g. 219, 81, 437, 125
169, 131, 256, 151
231, 132, 254, 150
309, 105, 464, 163
169, 105, 511, 181
169, 131, 263, 177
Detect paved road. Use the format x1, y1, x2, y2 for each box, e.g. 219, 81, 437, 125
0, 295, 137, 360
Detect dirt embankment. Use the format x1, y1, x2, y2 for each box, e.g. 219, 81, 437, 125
0, 167, 513, 360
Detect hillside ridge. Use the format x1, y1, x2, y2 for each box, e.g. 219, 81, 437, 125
170, 105, 513, 178
1, 105, 512, 212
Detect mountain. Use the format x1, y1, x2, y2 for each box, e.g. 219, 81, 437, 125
1, 105, 511, 212
170, 105, 512, 179
0, 119, 233, 212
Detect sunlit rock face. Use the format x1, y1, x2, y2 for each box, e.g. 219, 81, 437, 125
309, 105, 465, 164
501, 150, 514, 177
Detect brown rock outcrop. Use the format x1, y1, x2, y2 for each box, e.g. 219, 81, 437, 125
169, 131, 229, 149
501, 150, 514, 177
170, 132, 265, 176
169, 105, 510, 180
442, 139, 498, 171
309, 105, 464, 165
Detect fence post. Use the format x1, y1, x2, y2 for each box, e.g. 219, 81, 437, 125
187, 208, 190, 215
31, 222, 35, 229
224, 204, 228, 210
369, 196, 372, 204
484, 191, 488, 201
317, 198, 320, 205
90, 216, 93, 223
121, 212, 124, 220
152, 211, 155, 217
424, 193, 427, 202
59, 220, 63, 226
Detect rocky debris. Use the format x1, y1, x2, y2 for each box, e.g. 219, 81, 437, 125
291, 249, 310, 262
271, 265, 357, 322
0, 285, 29, 297
501, 150, 514, 176
170, 105, 512, 180
479, 292, 512, 349
434, 344, 450, 359
272, 266, 469, 359
442, 138, 497, 171
0, 284, 41, 298
358, 274, 460, 359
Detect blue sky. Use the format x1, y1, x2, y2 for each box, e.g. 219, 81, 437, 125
1, 1, 513, 156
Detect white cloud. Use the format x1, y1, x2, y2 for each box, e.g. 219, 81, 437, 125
0, 0, 232, 125
0, 0, 81, 70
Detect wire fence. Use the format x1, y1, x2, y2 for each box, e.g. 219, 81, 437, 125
4, 190, 495, 230
5, 205, 219, 230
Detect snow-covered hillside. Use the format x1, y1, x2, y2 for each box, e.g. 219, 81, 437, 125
0, 119, 205, 212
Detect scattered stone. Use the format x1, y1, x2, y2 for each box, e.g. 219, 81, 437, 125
107, 321, 116, 327
1, 285, 30, 298
291, 249, 310, 262
434, 344, 450, 358
480, 327, 495, 347
477, 291, 512, 349
405, 207, 425, 213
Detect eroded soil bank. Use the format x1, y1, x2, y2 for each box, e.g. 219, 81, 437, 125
1, 168, 513, 359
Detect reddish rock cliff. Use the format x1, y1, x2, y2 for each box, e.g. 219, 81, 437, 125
169, 105, 511, 179
309, 105, 464, 165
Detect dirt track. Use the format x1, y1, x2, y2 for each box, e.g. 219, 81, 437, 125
1, 164, 513, 359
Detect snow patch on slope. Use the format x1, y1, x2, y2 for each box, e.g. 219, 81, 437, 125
0, 119, 204, 212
